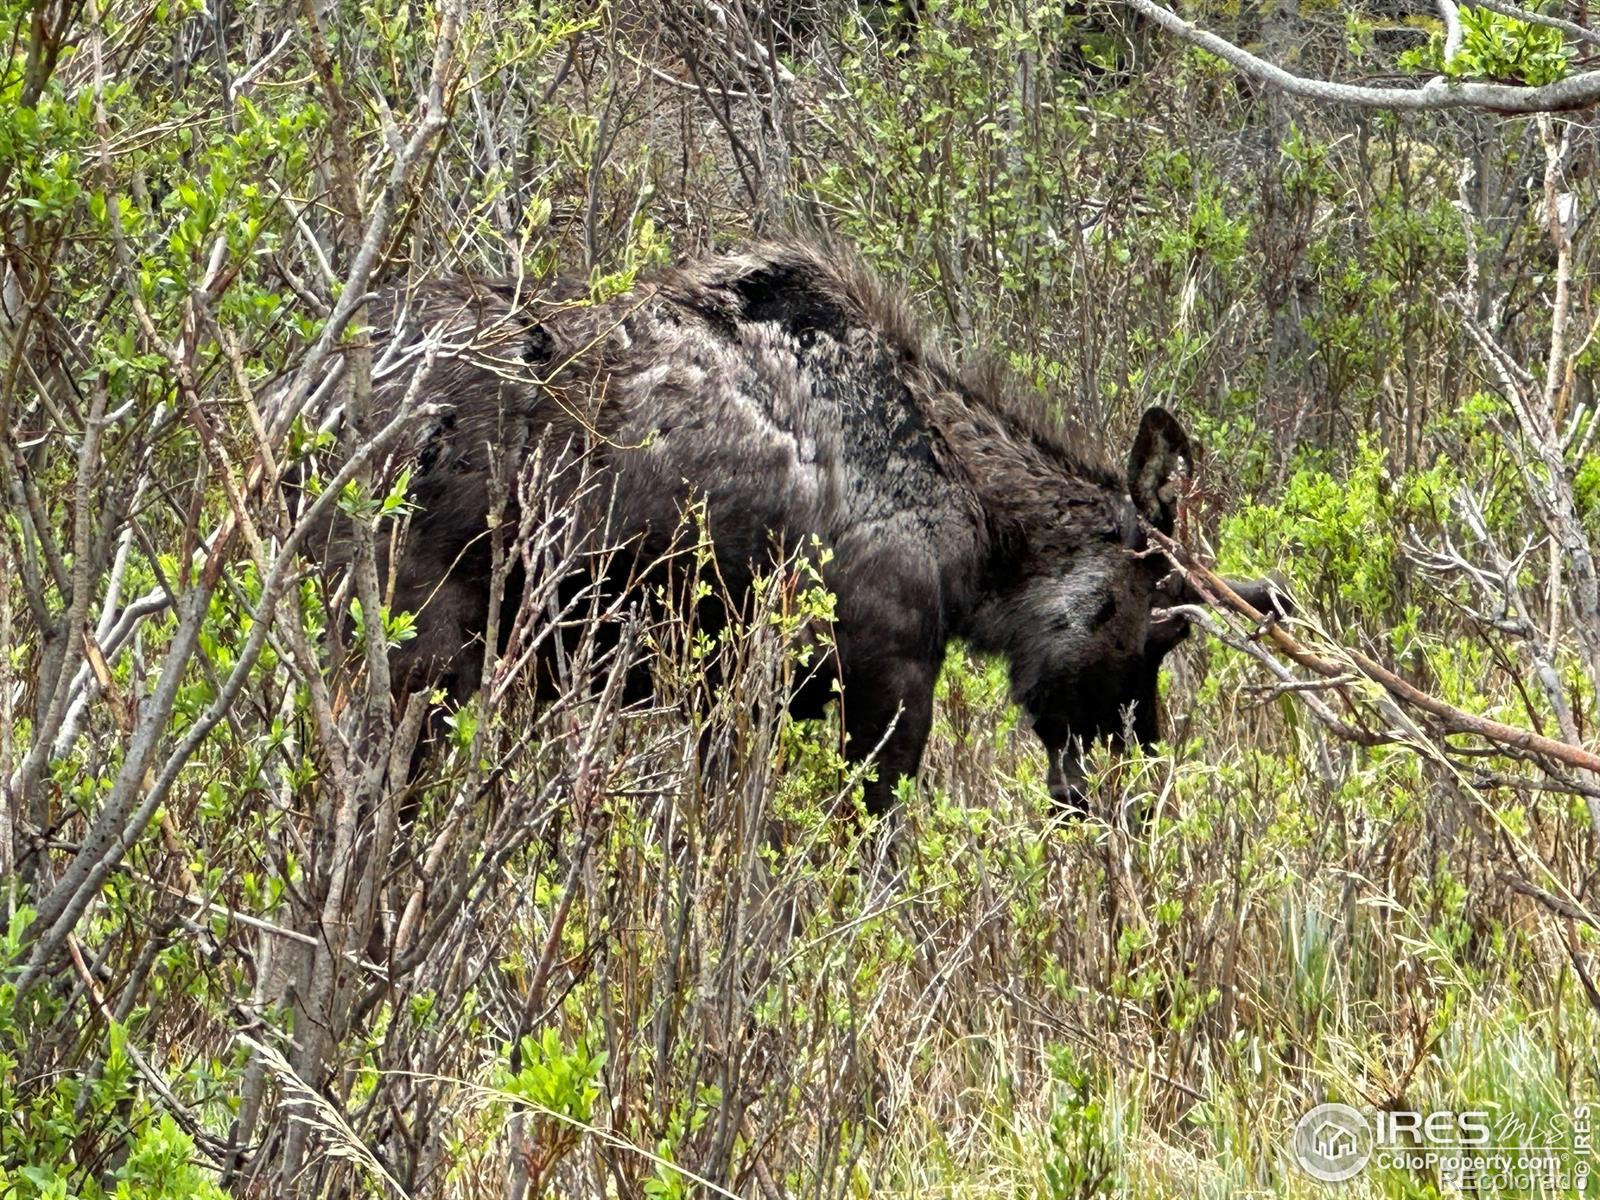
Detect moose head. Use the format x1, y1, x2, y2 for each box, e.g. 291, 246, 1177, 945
978, 407, 1290, 812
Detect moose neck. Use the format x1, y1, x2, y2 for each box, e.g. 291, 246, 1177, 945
933, 386, 1125, 530
923, 385, 1129, 656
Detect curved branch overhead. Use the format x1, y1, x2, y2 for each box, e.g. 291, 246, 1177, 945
1126, 0, 1600, 112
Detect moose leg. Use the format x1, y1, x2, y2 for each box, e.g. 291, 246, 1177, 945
391, 570, 491, 704
841, 654, 937, 816
1044, 738, 1090, 815
832, 551, 947, 816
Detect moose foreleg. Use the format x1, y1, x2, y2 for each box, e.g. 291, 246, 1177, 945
841, 653, 938, 817
820, 543, 951, 816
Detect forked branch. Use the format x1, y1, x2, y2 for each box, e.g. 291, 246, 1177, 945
1148, 526, 1600, 780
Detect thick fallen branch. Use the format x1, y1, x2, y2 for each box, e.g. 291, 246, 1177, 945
1126, 0, 1600, 112
1148, 527, 1600, 778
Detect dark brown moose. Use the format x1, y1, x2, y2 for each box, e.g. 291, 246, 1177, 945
285, 239, 1283, 814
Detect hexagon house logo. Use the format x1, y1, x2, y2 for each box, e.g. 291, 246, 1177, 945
1292, 1103, 1373, 1183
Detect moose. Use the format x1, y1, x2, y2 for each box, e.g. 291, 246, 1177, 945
285, 239, 1284, 815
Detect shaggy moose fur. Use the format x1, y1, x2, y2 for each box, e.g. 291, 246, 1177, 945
286, 239, 1281, 814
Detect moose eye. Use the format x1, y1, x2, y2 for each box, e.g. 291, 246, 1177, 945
1090, 597, 1117, 629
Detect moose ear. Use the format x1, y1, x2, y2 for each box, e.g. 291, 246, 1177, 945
1126, 406, 1193, 534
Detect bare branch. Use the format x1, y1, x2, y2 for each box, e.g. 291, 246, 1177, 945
1149, 526, 1600, 780
1438, 0, 1464, 64
1126, 0, 1600, 112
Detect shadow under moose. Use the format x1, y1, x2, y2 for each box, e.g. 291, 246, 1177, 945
277, 238, 1286, 817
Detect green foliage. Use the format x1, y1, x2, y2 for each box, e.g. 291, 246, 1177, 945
500, 1026, 606, 1124
350, 598, 418, 651
643, 1086, 722, 1199
1, 913, 225, 1200
1401, 6, 1573, 84
1041, 1046, 1125, 1198
1219, 441, 1454, 615
109, 1115, 229, 1200
336, 467, 418, 524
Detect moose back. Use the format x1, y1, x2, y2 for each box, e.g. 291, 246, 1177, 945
282, 240, 1279, 814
